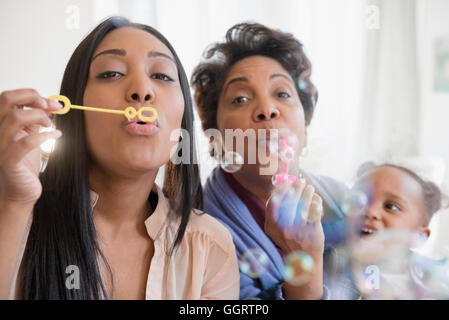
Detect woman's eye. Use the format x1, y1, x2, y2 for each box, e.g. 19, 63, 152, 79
385, 203, 401, 212
277, 92, 290, 99
151, 73, 174, 82
96, 71, 123, 79
231, 96, 249, 104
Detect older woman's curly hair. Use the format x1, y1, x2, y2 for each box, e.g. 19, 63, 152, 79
191, 22, 318, 132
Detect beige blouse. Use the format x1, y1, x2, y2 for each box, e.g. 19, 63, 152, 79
9, 184, 240, 299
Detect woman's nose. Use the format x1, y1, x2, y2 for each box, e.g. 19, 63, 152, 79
126, 75, 155, 104
252, 101, 280, 122
129, 92, 151, 103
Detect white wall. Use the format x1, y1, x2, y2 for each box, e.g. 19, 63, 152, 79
415, 0, 449, 260
0, 0, 95, 96
417, 0, 449, 192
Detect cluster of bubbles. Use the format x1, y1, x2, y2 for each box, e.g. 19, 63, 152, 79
321, 188, 449, 300
322, 230, 449, 300
240, 247, 315, 288
349, 229, 449, 300
239, 189, 449, 299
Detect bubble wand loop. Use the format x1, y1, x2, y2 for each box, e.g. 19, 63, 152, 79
48, 95, 158, 122
273, 135, 298, 185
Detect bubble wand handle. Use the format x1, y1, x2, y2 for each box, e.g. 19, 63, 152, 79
48, 95, 157, 122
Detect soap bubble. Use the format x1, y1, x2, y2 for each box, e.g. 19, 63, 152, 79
220, 151, 243, 173
269, 191, 283, 206
341, 190, 368, 216
408, 252, 449, 299
240, 248, 269, 279
297, 69, 317, 96
283, 251, 315, 286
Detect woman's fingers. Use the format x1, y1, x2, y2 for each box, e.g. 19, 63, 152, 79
0, 89, 61, 123
308, 194, 323, 224
291, 178, 307, 225
265, 180, 325, 255
267, 178, 310, 234
295, 184, 315, 228
266, 184, 288, 228
275, 177, 307, 229
3, 130, 62, 165
0, 108, 53, 149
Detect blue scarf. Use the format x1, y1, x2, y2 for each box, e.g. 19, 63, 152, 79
203, 167, 347, 299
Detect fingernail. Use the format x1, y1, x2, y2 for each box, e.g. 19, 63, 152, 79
307, 185, 315, 194
314, 202, 323, 213
40, 98, 48, 109
49, 99, 62, 109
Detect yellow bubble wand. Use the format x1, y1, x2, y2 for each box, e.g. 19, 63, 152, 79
48, 95, 158, 122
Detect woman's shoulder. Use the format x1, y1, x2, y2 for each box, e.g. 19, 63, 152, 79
184, 208, 234, 252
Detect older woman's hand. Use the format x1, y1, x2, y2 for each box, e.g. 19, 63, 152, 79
265, 177, 325, 299
265, 177, 324, 256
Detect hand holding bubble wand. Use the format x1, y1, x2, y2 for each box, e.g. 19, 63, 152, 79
48, 95, 158, 122
269, 132, 323, 224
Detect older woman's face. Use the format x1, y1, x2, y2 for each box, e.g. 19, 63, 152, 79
216, 55, 308, 177
83, 27, 184, 177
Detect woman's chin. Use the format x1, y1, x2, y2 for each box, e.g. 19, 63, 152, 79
236, 162, 278, 182
119, 153, 166, 174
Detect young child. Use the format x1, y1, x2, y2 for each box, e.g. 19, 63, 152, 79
353, 162, 442, 239
325, 162, 446, 299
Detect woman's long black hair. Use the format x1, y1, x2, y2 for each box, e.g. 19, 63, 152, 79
19, 16, 202, 299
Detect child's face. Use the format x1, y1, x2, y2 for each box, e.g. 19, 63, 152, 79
353, 166, 429, 237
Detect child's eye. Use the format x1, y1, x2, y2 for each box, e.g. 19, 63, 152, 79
232, 96, 249, 104
96, 71, 123, 79
385, 203, 401, 212
277, 92, 290, 99
151, 73, 174, 82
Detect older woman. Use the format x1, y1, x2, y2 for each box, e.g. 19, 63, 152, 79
191, 23, 347, 299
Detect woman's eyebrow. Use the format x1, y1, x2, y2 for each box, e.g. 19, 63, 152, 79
270, 73, 293, 83
223, 77, 249, 95
92, 49, 126, 61
91, 49, 175, 62
147, 51, 175, 62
